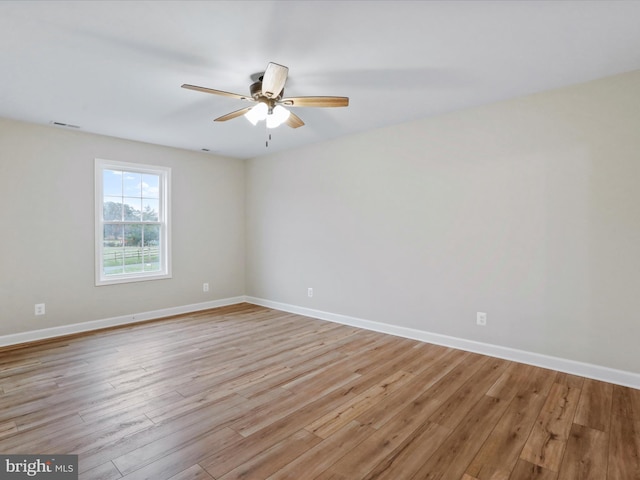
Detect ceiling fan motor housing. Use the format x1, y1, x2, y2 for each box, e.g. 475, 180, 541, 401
250, 81, 283, 101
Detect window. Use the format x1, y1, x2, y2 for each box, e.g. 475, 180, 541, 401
95, 159, 171, 285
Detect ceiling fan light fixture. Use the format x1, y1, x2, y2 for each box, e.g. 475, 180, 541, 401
184, 61, 347, 131
245, 102, 268, 125
266, 105, 291, 129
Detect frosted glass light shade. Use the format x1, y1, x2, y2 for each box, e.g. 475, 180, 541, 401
245, 103, 268, 125
266, 105, 291, 129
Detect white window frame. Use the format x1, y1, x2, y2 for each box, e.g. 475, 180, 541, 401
95, 158, 171, 286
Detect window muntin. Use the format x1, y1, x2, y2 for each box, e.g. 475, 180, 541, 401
95, 159, 171, 285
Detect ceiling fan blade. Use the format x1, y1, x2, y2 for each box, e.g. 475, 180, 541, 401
262, 62, 289, 99
285, 111, 305, 129
280, 96, 349, 108
182, 84, 251, 101
214, 106, 254, 122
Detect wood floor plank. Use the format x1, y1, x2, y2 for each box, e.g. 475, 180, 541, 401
574, 379, 613, 432
361, 421, 451, 480
281, 365, 362, 402
360, 351, 481, 435
313, 412, 433, 480
78, 462, 122, 480
111, 421, 237, 476
0, 420, 17, 439
237, 350, 345, 400
555, 373, 585, 390
487, 362, 556, 402
305, 369, 414, 438
611, 384, 640, 420
145, 389, 239, 424
166, 465, 214, 480
520, 383, 581, 472
217, 429, 322, 480
406, 395, 510, 480
348, 336, 420, 377
44, 416, 154, 459
428, 356, 509, 430
312, 364, 482, 480
1, 381, 116, 428
466, 390, 547, 479
119, 427, 241, 480
608, 413, 640, 480
228, 388, 327, 438
266, 420, 374, 480
511, 459, 558, 480
557, 424, 608, 480
398, 343, 454, 376
199, 381, 367, 478
79, 385, 182, 417
78, 389, 286, 474
355, 348, 468, 430
0, 303, 636, 480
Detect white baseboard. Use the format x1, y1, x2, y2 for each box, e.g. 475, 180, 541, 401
4, 295, 638, 390
245, 296, 640, 390
0, 296, 247, 348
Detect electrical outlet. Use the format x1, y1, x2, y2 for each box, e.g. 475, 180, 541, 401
203, 283, 209, 293
35, 303, 45, 316
308, 288, 313, 297
477, 312, 487, 326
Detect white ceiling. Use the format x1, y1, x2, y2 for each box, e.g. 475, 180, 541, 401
2, 1, 640, 159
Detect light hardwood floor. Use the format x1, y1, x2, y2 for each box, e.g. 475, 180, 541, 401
0, 303, 638, 480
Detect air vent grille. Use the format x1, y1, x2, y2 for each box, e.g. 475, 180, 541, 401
49, 121, 80, 129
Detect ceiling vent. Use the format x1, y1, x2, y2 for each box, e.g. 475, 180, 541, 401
49, 121, 80, 129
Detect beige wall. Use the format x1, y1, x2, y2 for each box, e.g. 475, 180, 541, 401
0, 119, 245, 335
2, 71, 639, 375
246, 71, 640, 374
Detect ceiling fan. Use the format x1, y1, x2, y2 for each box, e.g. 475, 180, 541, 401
182, 62, 349, 129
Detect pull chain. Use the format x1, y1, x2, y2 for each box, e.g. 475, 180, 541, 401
265, 122, 272, 148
